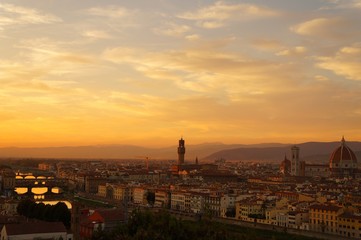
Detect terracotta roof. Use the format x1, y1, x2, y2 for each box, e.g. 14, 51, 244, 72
339, 212, 361, 220
4, 222, 66, 235
89, 209, 125, 222
309, 204, 342, 212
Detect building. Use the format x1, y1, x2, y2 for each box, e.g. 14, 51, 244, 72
132, 187, 148, 205
283, 137, 359, 179
188, 192, 205, 214
304, 164, 329, 178
337, 212, 361, 238
279, 156, 291, 175
113, 184, 132, 202
84, 175, 107, 194
236, 198, 265, 221
204, 193, 222, 217
171, 191, 186, 211
288, 211, 309, 229
38, 163, 55, 171
0, 199, 18, 215
0, 222, 70, 240
0, 168, 15, 195
79, 208, 125, 239
220, 194, 237, 217
154, 190, 170, 208
309, 203, 343, 234
291, 146, 300, 176
178, 138, 185, 165
329, 137, 358, 178
97, 183, 114, 199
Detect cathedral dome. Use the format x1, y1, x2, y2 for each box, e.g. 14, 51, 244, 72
329, 137, 357, 168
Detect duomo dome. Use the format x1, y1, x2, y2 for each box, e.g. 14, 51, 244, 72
329, 137, 358, 178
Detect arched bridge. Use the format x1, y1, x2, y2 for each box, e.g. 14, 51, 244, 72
15, 177, 68, 195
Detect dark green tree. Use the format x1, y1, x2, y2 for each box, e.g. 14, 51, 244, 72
146, 192, 155, 205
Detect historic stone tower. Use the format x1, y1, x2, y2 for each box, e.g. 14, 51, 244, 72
291, 145, 300, 176
178, 138, 185, 165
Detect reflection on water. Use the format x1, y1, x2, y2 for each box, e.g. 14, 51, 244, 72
37, 200, 72, 209
51, 187, 62, 194
34, 195, 45, 200
24, 176, 36, 179
15, 187, 63, 195
15, 174, 66, 205
15, 187, 28, 194
31, 187, 48, 195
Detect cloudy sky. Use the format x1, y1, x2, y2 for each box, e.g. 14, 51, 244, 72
0, 0, 360, 147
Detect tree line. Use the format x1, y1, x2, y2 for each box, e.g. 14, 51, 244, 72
91, 209, 320, 240
17, 199, 71, 228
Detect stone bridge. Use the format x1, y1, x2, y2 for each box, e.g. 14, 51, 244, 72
15, 177, 68, 195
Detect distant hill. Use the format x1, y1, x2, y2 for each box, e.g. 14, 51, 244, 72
203, 141, 361, 163
0, 141, 360, 163
0, 143, 238, 160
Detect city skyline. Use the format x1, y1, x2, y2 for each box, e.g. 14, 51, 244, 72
1, 0, 361, 147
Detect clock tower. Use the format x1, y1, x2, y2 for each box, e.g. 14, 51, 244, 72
178, 138, 185, 165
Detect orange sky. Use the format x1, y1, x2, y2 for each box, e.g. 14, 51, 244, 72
0, 0, 361, 147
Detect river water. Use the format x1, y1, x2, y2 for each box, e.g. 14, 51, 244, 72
15, 174, 71, 209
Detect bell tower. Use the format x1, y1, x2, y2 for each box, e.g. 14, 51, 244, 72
178, 138, 185, 165
291, 145, 300, 176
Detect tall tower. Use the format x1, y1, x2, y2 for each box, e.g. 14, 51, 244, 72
291, 146, 300, 176
178, 138, 185, 165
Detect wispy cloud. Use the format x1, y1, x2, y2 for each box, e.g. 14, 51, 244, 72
316, 44, 361, 81
291, 17, 356, 39
153, 22, 191, 37
82, 30, 112, 39
277, 46, 307, 57
0, 3, 61, 27
321, 0, 361, 9
178, 1, 279, 28
86, 5, 134, 19
102, 43, 303, 103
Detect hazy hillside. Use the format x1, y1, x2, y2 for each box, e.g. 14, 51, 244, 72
203, 141, 361, 163
0, 141, 360, 163
0, 143, 241, 160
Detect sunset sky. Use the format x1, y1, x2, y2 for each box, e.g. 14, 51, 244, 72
1, 0, 361, 147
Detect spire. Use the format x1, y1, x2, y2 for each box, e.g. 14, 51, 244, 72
341, 136, 346, 146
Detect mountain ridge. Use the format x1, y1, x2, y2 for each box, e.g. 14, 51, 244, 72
0, 141, 360, 162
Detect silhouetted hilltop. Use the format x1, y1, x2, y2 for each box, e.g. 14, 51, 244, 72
0, 141, 360, 162
203, 141, 361, 163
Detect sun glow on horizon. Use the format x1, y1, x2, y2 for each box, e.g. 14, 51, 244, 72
1, 0, 361, 148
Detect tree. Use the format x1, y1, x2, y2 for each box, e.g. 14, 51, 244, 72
17, 199, 34, 216
17, 199, 71, 229
225, 208, 236, 218
146, 192, 155, 205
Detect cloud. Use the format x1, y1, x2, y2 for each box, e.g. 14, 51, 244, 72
102, 44, 303, 104
291, 17, 355, 39
0, 3, 61, 27
153, 22, 191, 37
251, 39, 283, 51
322, 0, 361, 9
314, 75, 330, 82
82, 30, 112, 39
86, 5, 134, 18
185, 34, 200, 41
276, 46, 307, 56
178, 1, 279, 28
316, 44, 361, 81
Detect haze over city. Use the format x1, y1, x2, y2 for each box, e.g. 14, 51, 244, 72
1, 0, 361, 148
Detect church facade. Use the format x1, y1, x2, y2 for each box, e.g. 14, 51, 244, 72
280, 137, 359, 179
